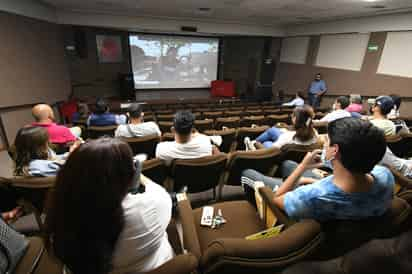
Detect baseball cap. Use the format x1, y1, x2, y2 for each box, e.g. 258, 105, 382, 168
375, 96, 394, 115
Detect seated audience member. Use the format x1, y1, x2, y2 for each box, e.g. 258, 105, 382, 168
0, 217, 29, 274
155, 111, 217, 165
282, 92, 305, 107
46, 138, 174, 274
245, 105, 319, 150
243, 118, 393, 221
115, 103, 161, 138
13, 127, 78, 177
368, 96, 396, 136
388, 94, 401, 119
31, 104, 80, 145
346, 94, 363, 113
380, 147, 412, 178
313, 96, 351, 123
87, 98, 126, 126
72, 102, 90, 124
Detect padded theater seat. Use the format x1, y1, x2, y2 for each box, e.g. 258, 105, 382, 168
177, 188, 323, 274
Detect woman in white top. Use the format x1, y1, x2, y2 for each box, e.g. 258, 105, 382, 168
282, 91, 305, 107
245, 105, 319, 150
46, 138, 173, 274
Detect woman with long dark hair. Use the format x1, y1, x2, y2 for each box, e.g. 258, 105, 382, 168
46, 138, 173, 274
245, 105, 319, 150
13, 126, 72, 176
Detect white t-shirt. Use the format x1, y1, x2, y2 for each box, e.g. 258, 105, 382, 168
155, 133, 213, 165
115, 122, 161, 138
272, 130, 319, 149
380, 147, 412, 178
282, 97, 304, 107
111, 178, 174, 274
320, 109, 351, 123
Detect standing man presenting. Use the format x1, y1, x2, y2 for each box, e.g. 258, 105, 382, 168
308, 73, 327, 109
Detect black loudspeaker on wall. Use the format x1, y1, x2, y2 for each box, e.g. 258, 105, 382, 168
118, 73, 135, 99
74, 27, 88, 59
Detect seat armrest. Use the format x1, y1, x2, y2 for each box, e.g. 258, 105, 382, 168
145, 253, 198, 274
201, 219, 322, 273
259, 187, 295, 227
177, 199, 202, 259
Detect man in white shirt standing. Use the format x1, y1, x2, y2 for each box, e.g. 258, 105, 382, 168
282, 92, 305, 107
156, 110, 217, 165
314, 96, 351, 124
115, 103, 161, 138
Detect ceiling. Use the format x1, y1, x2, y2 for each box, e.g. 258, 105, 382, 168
41, 0, 412, 26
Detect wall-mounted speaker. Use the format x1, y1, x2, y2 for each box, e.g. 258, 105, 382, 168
73, 27, 88, 59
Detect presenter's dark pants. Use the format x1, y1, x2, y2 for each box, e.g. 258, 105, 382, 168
308, 93, 320, 109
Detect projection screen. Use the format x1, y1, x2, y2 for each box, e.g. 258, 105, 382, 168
129, 34, 219, 89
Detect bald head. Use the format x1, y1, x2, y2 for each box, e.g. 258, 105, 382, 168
32, 104, 55, 122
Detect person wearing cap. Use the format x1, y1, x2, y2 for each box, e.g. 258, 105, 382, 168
368, 96, 396, 136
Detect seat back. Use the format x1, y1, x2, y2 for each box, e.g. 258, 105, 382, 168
142, 158, 168, 187
386, 132, 412, 158
241, 116, 267, 127
194, 119, 214, 132
156, 114, 175, 122
226, 147, 282, 185
280, 141, 324, 163
316, 197, 411, 260
204, 129, 237, 153
171, 154, 227, 193
203, 111, 223, 120
158, 121, 174, 134
86, 125, 117, 139
314, 123, 328, 134
215, 117, 241, 130
120, 135, 160, 159
0, 176, 56, 232
236, 126, 269, 150
266, 114, 290, 126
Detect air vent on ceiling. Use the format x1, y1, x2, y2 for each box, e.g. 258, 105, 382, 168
198, 7, 211, 12
296, 16, 312, 20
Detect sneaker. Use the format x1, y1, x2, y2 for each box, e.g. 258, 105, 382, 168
244, 137, 256, 151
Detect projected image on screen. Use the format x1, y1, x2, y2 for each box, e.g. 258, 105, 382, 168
129, 34, 219, 89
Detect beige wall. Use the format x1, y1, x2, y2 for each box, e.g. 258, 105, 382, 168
277, 32, 412, 115
0, 11, 71, 107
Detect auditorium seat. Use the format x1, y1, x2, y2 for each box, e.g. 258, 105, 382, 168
215, 116, 241, 130
171, 154, 227, 196
235, 126, 269, 150
203, 111, 223, 120
266, 114, 290, 126
386, 132, 412, 158
0, 176, 56, 234
280, 142, 324, 163
224, 110, 243, 117
241, 115, 268, 127
86, 125, 118, 139
245, 109, 264, 116
223, 147, 282, 198
204, 129, 237, 153
156, 114, 175, 122
177, 188, 322, 274
158, 121, 174, 134
194, 119, 214, 132
142, 158, 168, 187
120, 135, 160, 159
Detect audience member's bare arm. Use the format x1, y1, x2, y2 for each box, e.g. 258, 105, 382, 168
273, 150, 323, 209
212, 145, 220, 155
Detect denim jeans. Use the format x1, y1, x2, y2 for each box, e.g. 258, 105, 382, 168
308, 93, 320, 109
256, 127, 282, 148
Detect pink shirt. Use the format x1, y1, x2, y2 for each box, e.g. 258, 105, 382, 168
31, 122, 76, 144
346, 103, 363, 113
